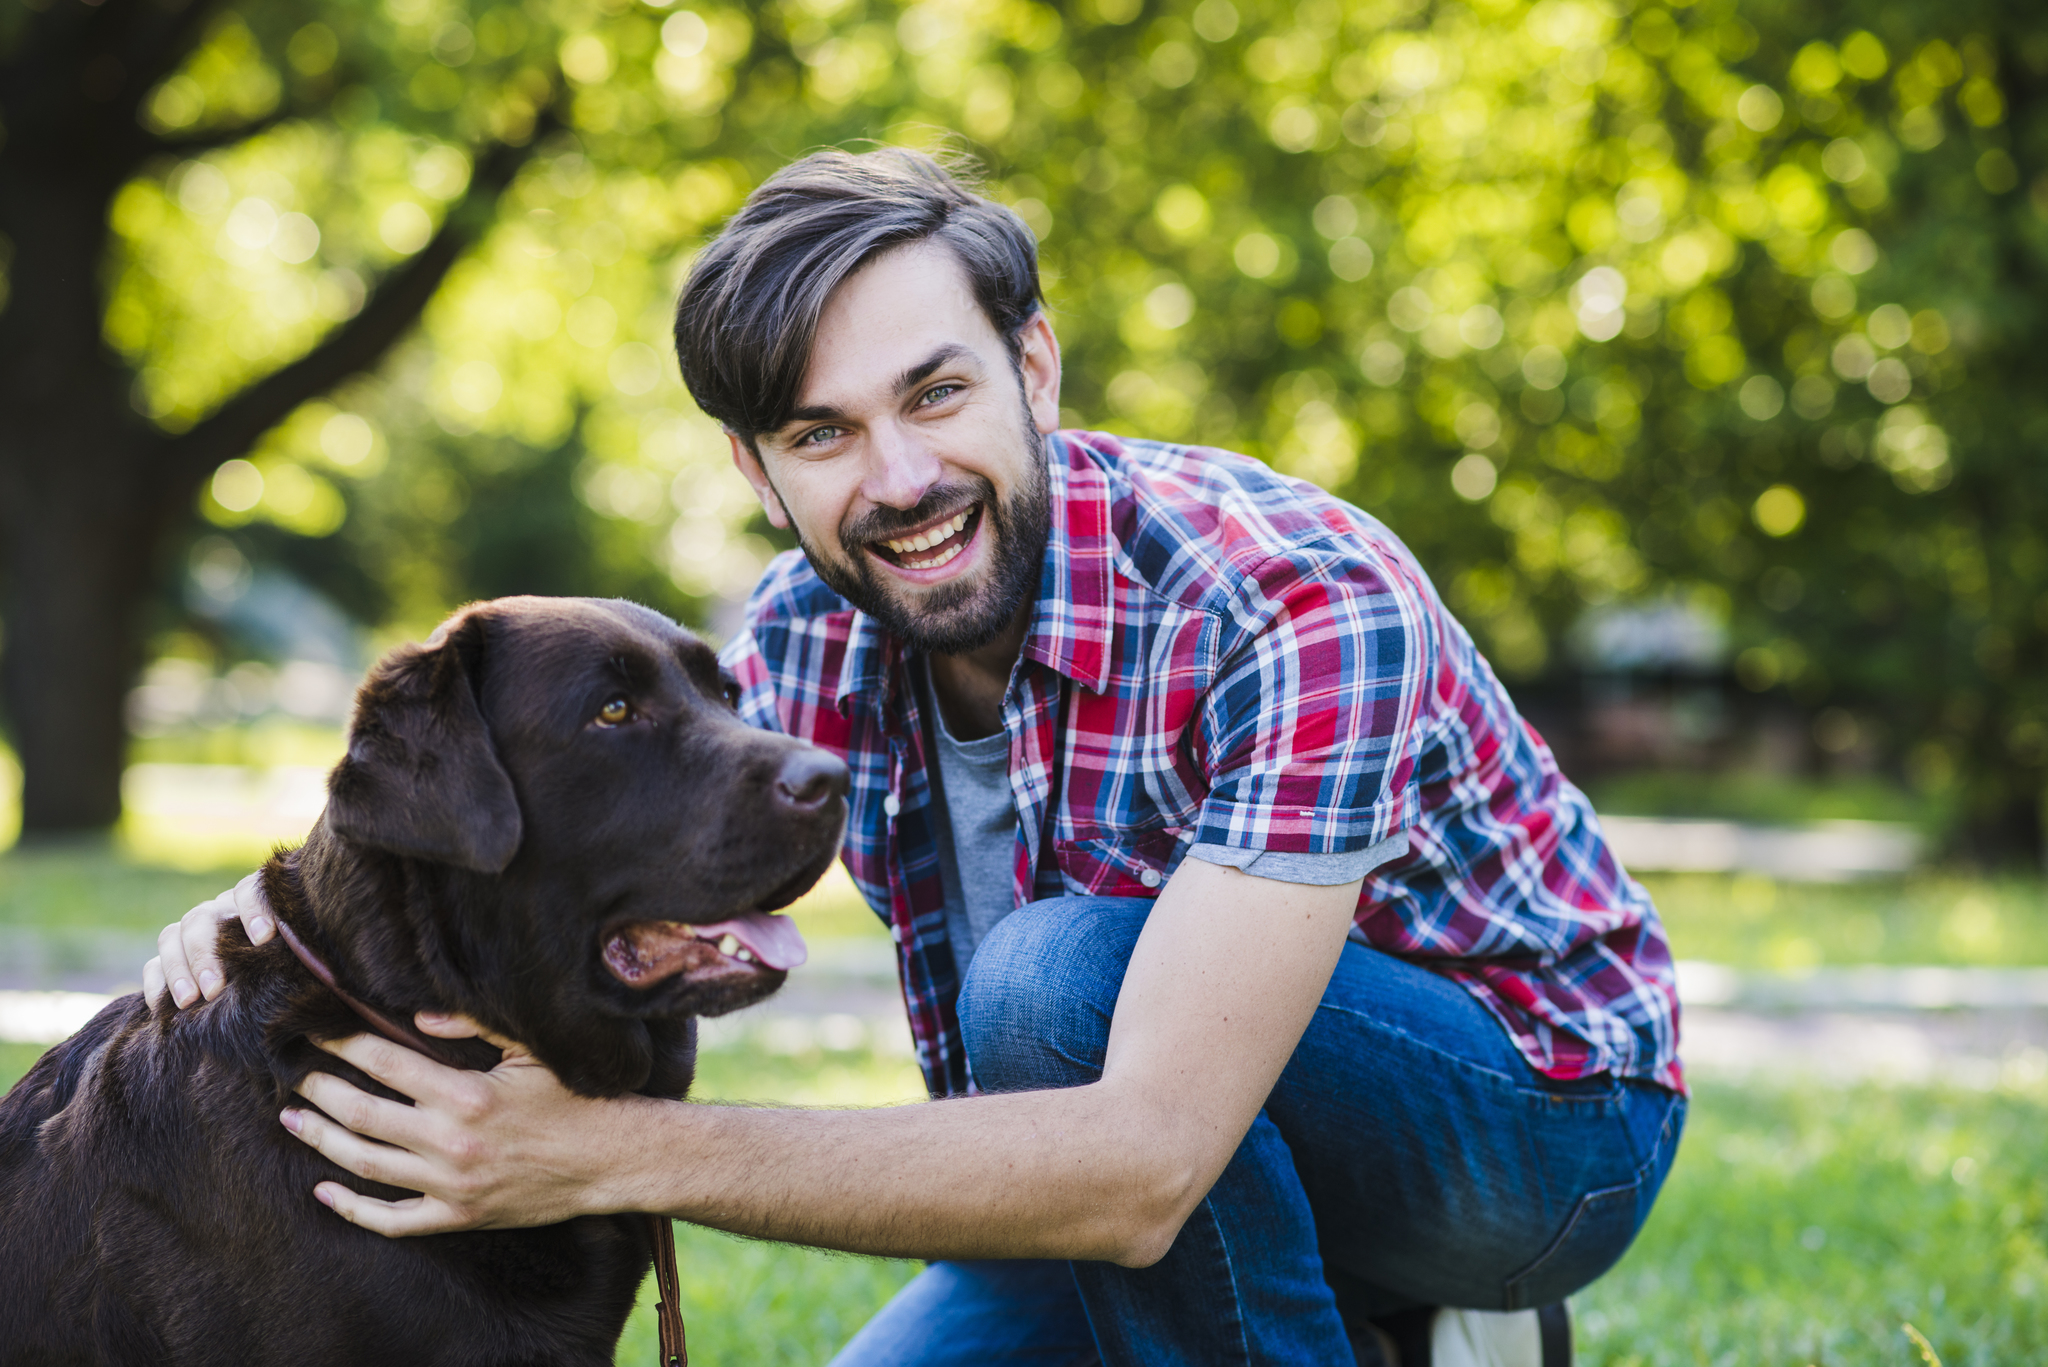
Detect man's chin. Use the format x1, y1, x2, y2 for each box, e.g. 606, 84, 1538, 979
842, 572, 1021, 656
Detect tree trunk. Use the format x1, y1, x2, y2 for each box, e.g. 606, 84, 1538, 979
0, 102, 166, 836
0, 440, 165, 833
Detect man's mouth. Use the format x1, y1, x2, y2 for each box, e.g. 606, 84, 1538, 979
601, 911, 808, 989
868, 504, 981, 571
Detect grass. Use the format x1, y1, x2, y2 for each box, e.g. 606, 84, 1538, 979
1578, 1079, 2048, 1366
1642, 872, 2048, 971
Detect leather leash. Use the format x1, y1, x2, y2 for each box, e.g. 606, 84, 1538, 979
274, 913, 688, 1365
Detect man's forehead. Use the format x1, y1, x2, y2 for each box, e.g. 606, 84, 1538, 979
793, 242, 1000, 411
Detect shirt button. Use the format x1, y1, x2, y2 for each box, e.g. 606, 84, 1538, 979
1139, 868, 1162, 889
883, 794, 900, 817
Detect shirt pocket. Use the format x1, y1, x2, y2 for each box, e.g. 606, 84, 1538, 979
1051, 828, 1185, 897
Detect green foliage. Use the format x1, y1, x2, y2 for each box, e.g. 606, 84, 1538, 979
1588, 769, 1937, 825
33, 0, 2046, 849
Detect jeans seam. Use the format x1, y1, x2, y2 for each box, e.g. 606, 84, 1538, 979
1205, 1195, 1254, 1367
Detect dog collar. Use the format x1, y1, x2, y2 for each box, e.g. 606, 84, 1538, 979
272, 913, 492, 1074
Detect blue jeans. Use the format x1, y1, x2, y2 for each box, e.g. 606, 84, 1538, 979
830, 898, 1685, 1366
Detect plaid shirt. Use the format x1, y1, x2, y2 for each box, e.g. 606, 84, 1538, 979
720, 431, 1683, 1098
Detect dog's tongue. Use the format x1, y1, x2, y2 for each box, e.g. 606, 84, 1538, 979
687, 912, 808, 970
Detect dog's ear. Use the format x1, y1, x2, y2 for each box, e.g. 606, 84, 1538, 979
324, 611, 522, 872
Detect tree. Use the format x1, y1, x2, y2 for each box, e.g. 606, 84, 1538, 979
0, 0, 560, 833
5, 0, 2044, 861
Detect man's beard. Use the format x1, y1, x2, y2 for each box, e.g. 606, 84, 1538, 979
786, 424, 1052, 657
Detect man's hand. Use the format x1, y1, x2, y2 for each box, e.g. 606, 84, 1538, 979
267, 861, 1362, 1264
281, 1014, 645, 1237
143, 871, 275, 1009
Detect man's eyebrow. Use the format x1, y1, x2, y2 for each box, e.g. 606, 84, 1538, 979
892, 344, 976, 398
775, 344, 977, 432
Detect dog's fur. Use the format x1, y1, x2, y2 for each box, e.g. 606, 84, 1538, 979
0, 597, 848, 1365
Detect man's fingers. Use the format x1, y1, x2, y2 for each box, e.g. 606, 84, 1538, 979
416, 1011, 525, 1057
311, 1031, 485, 1111
292, 1064, 441, 1152
283, 1087, 442, 1192
312, 1182, 477, 1238
178, 887, 240, 1002
156, 919, 201, 1009
230, 870, 275, 944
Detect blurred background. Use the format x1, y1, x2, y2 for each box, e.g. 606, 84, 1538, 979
2, 0, 2046, 1359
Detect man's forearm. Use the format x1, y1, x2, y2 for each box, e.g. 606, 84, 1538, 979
602, 1081, 1201, 1267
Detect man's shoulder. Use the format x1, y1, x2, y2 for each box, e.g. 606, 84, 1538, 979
720, 550, 858, 679
1065, 429, 1429, 617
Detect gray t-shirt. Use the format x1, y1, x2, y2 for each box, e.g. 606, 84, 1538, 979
915, 662, 1409, 972
921, 678, 1019, 978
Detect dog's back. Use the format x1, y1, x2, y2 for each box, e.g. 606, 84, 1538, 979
0, 941, 649, 1367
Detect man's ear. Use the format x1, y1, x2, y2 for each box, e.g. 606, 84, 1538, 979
324, 610, 523, 872
1017, 311, 1063, 435
728, 430, 791, 528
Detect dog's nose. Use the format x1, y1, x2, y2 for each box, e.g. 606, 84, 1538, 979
774, 749, 849, 812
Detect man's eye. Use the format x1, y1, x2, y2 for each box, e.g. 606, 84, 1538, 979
595, 697, 632, 728
919, 384, 961, 407
799, 425, 843, 446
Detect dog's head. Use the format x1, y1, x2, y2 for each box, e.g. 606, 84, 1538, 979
313, 596, 847, 1092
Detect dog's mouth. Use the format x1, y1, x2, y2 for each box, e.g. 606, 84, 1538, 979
601, 911, 808, 989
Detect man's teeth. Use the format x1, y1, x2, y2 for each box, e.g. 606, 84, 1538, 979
905, 543, 964, 570
882, 510, 970, 555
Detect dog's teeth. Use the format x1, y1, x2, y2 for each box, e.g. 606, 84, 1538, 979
736, 948, 755, 962
717, 933, 740, 956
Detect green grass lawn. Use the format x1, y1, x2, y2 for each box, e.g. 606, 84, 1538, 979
1642, 872, 2048, 971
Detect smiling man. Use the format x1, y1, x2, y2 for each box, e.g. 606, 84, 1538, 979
152, 148, 1684, 1366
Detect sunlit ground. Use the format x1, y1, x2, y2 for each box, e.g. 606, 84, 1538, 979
4, 745, 2047, 1362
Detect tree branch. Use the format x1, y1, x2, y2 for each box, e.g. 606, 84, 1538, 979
162, 102, 562, 485
142, 105, 301, 160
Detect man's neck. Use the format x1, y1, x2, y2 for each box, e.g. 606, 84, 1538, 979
926, 600, 1032, 741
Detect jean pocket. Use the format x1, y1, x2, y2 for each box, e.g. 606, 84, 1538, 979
1500, 1181, 1641, 1309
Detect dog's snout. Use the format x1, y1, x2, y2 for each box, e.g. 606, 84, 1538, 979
774, 749, 849, 812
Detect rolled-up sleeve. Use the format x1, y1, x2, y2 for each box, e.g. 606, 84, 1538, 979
1192, 543, 1435, 856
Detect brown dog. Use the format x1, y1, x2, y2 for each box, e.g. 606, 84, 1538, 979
0, 596, 848, 1365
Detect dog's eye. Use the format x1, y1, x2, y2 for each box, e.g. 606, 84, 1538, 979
595, 696, 632, 728
722, 680, 743, 710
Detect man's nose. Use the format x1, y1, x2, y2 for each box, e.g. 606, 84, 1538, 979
861, 419, 943, 510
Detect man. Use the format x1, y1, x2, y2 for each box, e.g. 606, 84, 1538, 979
152, 148, 1684, 1365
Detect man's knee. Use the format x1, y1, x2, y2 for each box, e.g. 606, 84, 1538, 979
956, 897, 1150, 1093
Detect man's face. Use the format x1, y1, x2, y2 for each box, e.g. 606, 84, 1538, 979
730, 241, 1062, 656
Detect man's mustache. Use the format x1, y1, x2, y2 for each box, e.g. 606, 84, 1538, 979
840, 481, 991, 552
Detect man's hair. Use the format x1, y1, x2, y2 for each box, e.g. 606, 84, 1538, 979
672, 146, 1043, 444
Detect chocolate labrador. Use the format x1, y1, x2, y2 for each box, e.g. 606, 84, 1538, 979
0, 596, 848, 1365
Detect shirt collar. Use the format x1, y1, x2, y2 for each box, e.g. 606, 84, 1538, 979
833, 432, 1117, 715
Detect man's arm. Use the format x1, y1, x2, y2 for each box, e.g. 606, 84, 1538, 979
282, 858, 1361, 1265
